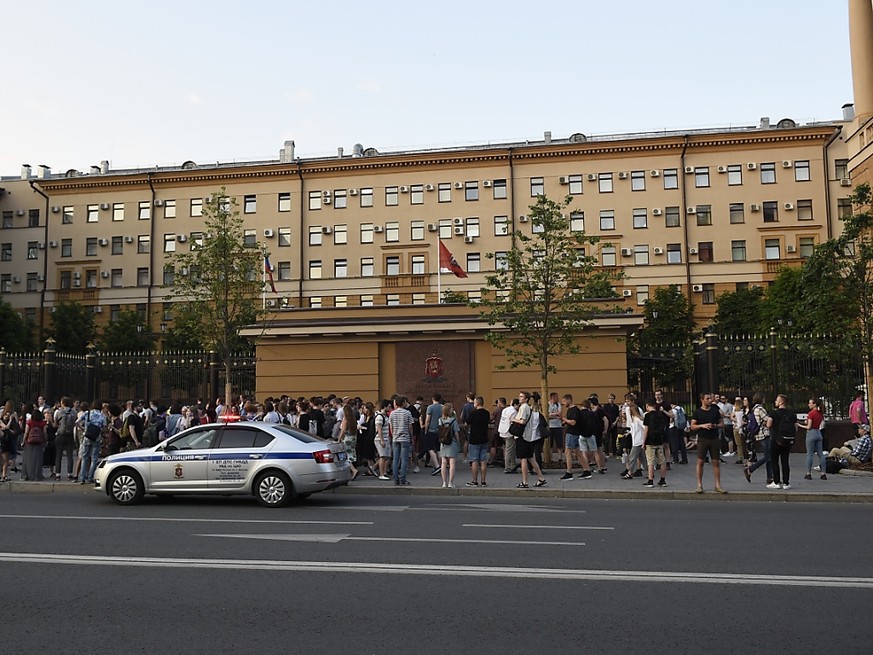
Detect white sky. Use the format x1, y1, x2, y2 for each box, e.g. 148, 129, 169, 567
0, 0, 854, 175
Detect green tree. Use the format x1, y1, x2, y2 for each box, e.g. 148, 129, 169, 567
0, 298, 35, 351
98, 309, 156, 352
477, 194, 602, 402
628, 285, 695, 389
712, 286, 765, 336
165, 188, 267, 410
46, 302, 96, 354
163, 310, 205, 351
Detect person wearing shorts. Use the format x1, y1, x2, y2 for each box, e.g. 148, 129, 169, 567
559, 394, 591, 480
642, 398, 668, 487
691, 393, 726, 494
465, 397, 492, 487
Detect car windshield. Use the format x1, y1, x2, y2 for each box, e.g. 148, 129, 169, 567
274, 425, 330, 444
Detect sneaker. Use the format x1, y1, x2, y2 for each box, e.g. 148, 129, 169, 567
413, 465, 420, 473
821, 474, 827, 480
598, 467, 607, 474
578, 470, 592, 479
480, 481, 487, 487
400, 480, 411, 485
813, 465, 821, 472
743, 467, 752, 483
766, 482, 782, 489
725, 452, 735, 457
714, 487, 728, 494
394, 480, 400, 486
465, 481, 479, 487
695, 486, 704, 494
658, 479, 667, 487
666, 462, 672, 470
431, 467, 442, 476
560, 472, 574, 480
378, 475, 390, 481
781, 483, 791, 490
804, 474, 812, 480
447, 483, 455, 488
642, 479, 654, 487
441, 482, 448, 488
633, 470, 643, 477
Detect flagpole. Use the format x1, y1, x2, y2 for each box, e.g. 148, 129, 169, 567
436, 236, 441, 304
262, 254, 266, 310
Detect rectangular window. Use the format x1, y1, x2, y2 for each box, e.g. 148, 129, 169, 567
309, 226, 322, 246
162, 265, 174, 286
694, 167, 710, 188
411, 220, 425, 241
334, 259, 348, 278
163, 200, 176, 218
334, 296, 348, 308
666, 243, 682, 264
465, 217, 480, 237
465, 181, 479, 201
360, 187, 373, 207
794, 160, 810, 182
112, 203, 125, 222
495, 251, 508, 271
386, 294, 400, 306
360, 294, 374, 307
190, 232, 203, 250
467, 253, 481, 272
799, 237, 815, 259
632, 208, 647, 229
731, 240, 747, 262
87, 204, 99, 223
696, 204, 712, 226
698, 241, 713, 263
599, 210, 615, 231
636, 285, 649, 306
278, 227, 291, 247
492, 179, 507, 199
530, 177, 544, 197
385, 186, 399, 206
438, 183, 451, 203
630, 170, 645, 191
62, 206, 74, 224
277, 261, 291, 281
796, 199, 813, 221
727, 164, 743, 186
765, 238, 780, 260
570, 211, 584, 232
360, 223, 374, 244
598, 173, 613, 193
190, 198, 203, 217
137, 235, 150, 254
729, 203, 745, 224
26, 272, 38, 292
278, 193, 291, 212
412, 293, 426, 305
410, 184, 424, 205
439, 218, 452, 239
333, 224, 348, 245
361, 257, 374, 277
763, 201, 779, 223
838, 197, 852, 219
835, 159, 849, 180
243, 229, 257, 248
85, 269, 98, 288
86, 237, 98, 256
663, 168, 678, 190
61, 239, 72, 257
489, 215, 507, 236
138, 201, 150, 220
702, 283, 716, 305
28, 208, 39, 227
411, 254, 425, 275
59, 271, 71, 290
0, 243, 10, 261
137, 267, 149, 287
309, 297, 322, 308
567, 174, 583, 195
601, 245, 616, 267
309, 191, 322, 211
467, 290, 482, 303
27, 241, 38, 260
110, 304, 121, 321
163, 234, 176, 253
665, 206, 681, 228
760, 162, 776, 184
385, 256, 400, 276
244, 195, 256, 214
385, 222, 400, 242
309, 260, 322, 279
634, 244, 649, 266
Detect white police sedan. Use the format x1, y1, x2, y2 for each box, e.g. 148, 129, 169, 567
94, 421, 350, 507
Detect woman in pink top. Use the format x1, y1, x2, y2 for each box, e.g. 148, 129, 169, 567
803, 398, 826, 480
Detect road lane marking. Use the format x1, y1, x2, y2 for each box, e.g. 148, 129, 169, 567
0, 514, 371, 526
196, 533, 585, 546
1, 553, 871, 588
414, 504, 586, 513
462, 524, 613, 530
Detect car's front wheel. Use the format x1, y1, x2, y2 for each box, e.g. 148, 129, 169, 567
108, 469, 144, 506
254, 470, 292, 508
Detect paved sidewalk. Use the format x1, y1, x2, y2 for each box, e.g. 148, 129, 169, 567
2, 453, 871, 503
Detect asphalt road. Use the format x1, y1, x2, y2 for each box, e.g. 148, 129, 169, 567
1, 492, 871, 654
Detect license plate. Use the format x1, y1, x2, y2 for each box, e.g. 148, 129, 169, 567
337, 452, 347, 461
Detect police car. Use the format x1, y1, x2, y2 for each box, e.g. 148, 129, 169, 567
94, 421, 350, 507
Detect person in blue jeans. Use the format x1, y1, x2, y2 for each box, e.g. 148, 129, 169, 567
744, 392, 773, 485
78, 401, 106, 484
388, 396, 413, 486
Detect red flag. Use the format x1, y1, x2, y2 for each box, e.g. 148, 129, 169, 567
264, 256, 277, 293
439, 240, 467, 278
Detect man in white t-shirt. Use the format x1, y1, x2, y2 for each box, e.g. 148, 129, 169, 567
498, 398, 519, 473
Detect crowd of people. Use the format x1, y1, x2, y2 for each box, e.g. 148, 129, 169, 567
0, 389, 869, 491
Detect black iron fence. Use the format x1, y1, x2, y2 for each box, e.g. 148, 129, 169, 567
0, 346, 256, 406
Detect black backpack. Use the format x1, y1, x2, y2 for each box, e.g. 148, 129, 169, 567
777, 410, 797, 443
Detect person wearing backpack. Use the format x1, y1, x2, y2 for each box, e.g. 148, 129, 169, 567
54, 397, 78, 480
769, 394, 798, 489
21, 403, 47, 481
78, 401, 106, 484
744, 392, 774, 485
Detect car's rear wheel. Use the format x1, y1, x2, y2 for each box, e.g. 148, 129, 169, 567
108, 469, 144, 505
255, 470, 292, 507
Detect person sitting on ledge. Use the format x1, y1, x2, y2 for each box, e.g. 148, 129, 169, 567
827, 424, 872, 466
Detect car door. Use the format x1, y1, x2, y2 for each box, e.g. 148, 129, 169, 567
208, 425, 276, 490
149, 426, 220, 491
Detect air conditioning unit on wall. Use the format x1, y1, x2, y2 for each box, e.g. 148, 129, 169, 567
622, 289, 633, 297
692, 284, 703, 292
